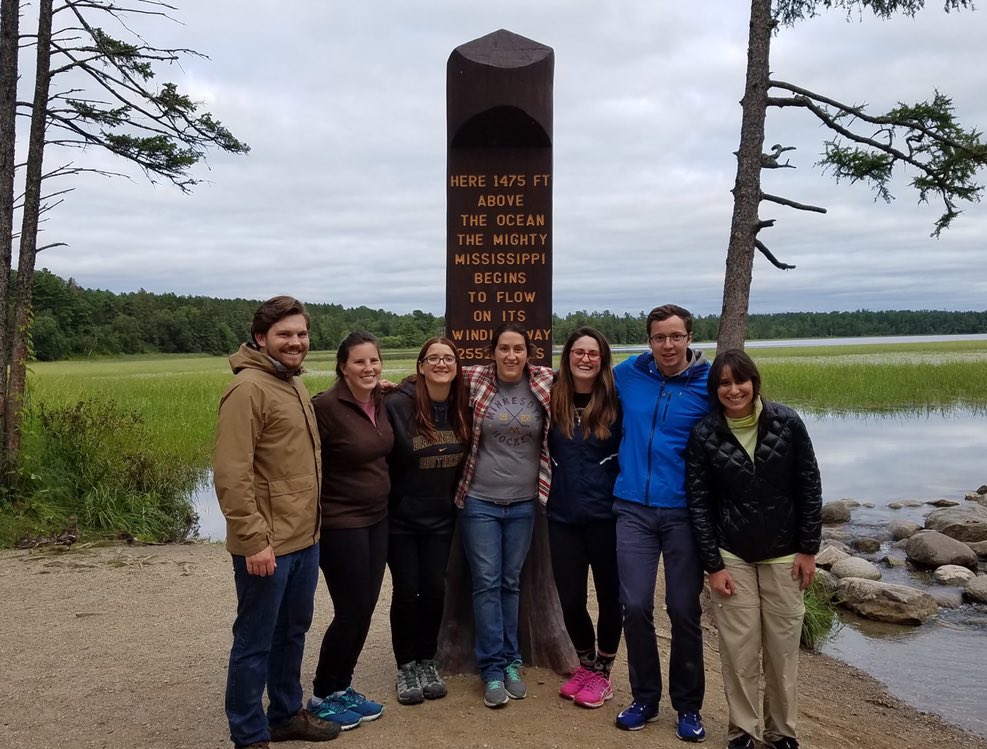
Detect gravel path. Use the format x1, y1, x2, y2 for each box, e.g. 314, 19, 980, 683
1, 543, 983, 749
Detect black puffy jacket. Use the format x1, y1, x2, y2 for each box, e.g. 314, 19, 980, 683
685, 399, 822, 572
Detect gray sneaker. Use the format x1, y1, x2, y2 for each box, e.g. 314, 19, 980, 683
417, 659, 448, 700
395, 662, 424, 705
483, 679, 509, 708
504, 660, 526, 699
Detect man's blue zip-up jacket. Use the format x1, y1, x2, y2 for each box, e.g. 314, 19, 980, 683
614, 349, 711, 508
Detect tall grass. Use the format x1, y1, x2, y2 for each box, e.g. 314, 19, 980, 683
25, 350, 422, 469
801, 579, 841, 651
2, 399, 201, 546
9, 340, 985, 548
614, 340, 987, 413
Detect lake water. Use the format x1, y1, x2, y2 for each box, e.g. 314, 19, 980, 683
192, 343, 987, 737
800, 409, 987, 739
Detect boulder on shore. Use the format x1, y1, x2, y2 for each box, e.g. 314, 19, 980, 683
821, 501, 852, 525
924, 505, 987, 543
932, 565, 976, 586
905, 531, 978, 569
889, 520, 922, 541
964, 576, 987, 605
814, 568, 839, 598
836, 578, 938, 625
816, 544, 851, 569
853, 537, 882, 553
831, 557, 882, 581
966, 540, 987, 560
927, 498, 959, 508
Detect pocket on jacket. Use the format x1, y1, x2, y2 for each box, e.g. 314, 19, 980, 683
268, 473, 318, 544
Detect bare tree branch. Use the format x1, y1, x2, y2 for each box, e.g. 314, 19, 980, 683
755, 239, 796, 270
761, 192, 828, 213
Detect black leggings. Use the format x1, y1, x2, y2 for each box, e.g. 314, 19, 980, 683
548, 518, 622, 657
313, 519, 388, 697
387, 531, 453, 666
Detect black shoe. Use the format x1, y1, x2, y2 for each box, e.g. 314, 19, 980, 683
269, 709, 340, 742
768, 738, 800, 749
727, 734, 755, 749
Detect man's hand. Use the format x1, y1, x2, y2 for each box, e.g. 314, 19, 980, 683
792, 553, 816, 590
709, 569, 736, 596
246, 545, 276, 576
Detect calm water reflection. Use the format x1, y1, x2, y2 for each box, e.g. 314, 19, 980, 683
803, 409, 987, 739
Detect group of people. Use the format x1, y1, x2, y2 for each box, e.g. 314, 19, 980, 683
214, 297, 822, 749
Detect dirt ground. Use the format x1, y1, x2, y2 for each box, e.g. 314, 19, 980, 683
1, 543, 984, 749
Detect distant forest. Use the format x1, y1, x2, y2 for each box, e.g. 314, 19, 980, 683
27, 269, 987, 361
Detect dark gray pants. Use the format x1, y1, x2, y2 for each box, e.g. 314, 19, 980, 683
615, 500, 705, 712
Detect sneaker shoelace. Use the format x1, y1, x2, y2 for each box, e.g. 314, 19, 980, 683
504, 663, 522, 682
486, 679, 505, 690
398, 665, 420, 691
419, 661, 441, 685
339, 688, 368, 707
566, 666, 593, 687
581, 672, 610, 692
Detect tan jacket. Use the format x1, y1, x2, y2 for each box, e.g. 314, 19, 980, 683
213, 344, 321, 557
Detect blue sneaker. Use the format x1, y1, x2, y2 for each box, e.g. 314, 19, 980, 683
676, 711, 706, 742
306, 695, 362, 731
615, 701, 659, 731
335, 687, 384, 721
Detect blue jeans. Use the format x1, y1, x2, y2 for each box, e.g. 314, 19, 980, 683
615, 501, 705, 711
226, 543, 319, 747
459, 496, 536, 682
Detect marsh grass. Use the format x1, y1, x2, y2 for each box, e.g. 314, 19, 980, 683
615, 340, 987, 413
2, 398, 201, 546
10, 340, 985, 548
801, 579, 841, 651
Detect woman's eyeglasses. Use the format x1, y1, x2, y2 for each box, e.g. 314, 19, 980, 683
570, 349, 601, 361
423, 354, 457, 365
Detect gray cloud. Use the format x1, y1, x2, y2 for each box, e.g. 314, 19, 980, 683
19, 2, 987, 316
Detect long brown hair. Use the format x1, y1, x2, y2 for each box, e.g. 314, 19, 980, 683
409, 337, 471, 444
551, 327, 619, 440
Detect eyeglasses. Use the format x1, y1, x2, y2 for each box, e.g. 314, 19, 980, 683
423, 354, 456, 365
570, 348, 601, 361
649, 333, 689, 345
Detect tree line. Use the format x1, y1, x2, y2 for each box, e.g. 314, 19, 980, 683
27, 269, 987, 361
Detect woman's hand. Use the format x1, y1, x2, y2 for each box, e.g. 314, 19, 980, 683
792, 553, 816, 590
708, 569, 736, 596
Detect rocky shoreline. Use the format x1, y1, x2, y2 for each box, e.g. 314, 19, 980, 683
816, 485, 987, 623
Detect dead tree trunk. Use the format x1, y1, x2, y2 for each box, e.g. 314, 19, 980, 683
437, 509, 577, 676
0, 0, 20, 469
5, 0, 53, 462
717, 0, 775, 353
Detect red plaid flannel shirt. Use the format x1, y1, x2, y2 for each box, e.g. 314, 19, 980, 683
454, 363, 554, 508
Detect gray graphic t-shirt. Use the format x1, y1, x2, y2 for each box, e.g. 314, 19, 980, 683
469, 376, 544, 503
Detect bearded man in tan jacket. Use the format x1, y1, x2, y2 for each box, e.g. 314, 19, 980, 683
214, 296, 339, 749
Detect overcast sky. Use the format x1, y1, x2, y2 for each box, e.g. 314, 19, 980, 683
18, 1, 987, 316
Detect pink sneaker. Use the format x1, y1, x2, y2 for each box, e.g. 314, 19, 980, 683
559, 666, 594, 700
573, 672, 613, 708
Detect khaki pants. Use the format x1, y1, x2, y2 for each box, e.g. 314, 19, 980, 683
710, 557, 804, 743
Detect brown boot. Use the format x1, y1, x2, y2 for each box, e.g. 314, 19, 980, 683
269, 709, 340, 742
